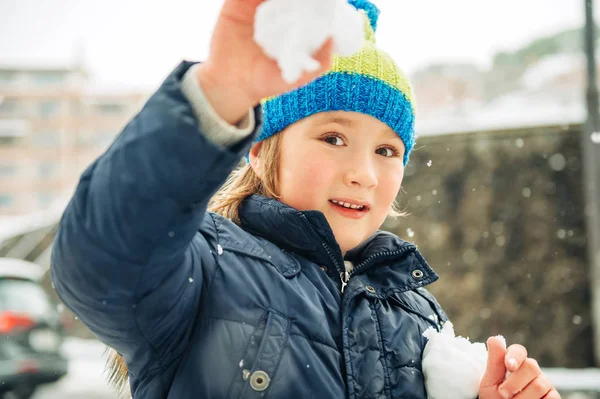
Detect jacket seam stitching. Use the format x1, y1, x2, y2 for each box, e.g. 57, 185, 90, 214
344, 316, 357, 399
289, 332, 338, 351
264, 315, 291, 396
371, 301, 393, 399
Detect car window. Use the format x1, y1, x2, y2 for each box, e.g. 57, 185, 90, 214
0, 279, 52, 317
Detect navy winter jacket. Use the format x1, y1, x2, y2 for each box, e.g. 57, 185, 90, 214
51, 61, 449, 398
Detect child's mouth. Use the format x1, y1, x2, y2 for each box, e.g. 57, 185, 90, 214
328, 199, 370, 218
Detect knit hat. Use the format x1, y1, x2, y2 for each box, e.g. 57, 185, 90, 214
256, 0, 416, 165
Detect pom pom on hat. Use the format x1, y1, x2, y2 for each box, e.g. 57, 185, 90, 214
347, 0, 380, 31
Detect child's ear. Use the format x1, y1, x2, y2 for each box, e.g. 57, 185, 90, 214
248, 142, 264, 179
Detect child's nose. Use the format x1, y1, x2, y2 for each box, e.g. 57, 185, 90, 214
343, 160, 378, 189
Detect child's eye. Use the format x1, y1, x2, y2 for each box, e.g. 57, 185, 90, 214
376, 146, 399, 158
323, 134, 345, 146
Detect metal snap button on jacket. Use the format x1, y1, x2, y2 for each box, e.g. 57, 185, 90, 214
249, 370, 270, 391
412, 270, 424, 279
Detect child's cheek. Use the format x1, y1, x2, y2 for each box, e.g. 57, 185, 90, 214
375, 168, 404, 211
297, 156, 336, 194
279, 154, 336, 210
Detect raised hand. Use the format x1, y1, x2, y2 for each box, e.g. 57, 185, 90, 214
197, 0, 334, 124
479, 337, 560, 399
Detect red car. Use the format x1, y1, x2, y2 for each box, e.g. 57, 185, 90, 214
0, 258, 68, 399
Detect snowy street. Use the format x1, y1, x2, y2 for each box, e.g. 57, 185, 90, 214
31, 338, 116, 399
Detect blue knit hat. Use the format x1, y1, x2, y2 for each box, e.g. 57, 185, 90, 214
256, 0, 416, 165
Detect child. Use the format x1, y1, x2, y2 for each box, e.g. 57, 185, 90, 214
51, 0, 560, 398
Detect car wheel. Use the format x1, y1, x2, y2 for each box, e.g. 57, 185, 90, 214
4, 385, 36, 399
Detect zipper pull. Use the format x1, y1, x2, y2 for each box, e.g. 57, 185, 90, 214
340, 270, 350, 293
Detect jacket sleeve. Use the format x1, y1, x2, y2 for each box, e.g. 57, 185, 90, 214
50, 61, 260, 375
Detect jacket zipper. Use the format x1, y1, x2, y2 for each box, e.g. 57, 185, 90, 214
298, 214, 345, 288
298, 214, 418, 294
340, 269, 350, 293
343, 246, 417, 293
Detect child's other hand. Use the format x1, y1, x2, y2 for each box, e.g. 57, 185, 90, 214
479, 337, 560, 399
197, 0, 334, 124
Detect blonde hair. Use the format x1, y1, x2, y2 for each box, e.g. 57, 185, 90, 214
105, 132, 404, 393
104, 348, 130, 398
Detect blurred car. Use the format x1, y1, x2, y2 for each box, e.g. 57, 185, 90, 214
0, 258, 68, 399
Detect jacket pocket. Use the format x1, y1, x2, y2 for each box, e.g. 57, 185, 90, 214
227, 310, 291, 399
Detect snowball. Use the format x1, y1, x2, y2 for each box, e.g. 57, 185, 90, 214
422, 322, 488, 399
254, 0, 364, 83
331, 1, 365, 56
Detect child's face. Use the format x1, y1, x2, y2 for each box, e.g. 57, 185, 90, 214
276, 111, 405, 254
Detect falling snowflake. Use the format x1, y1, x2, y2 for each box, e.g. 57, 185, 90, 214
407, 228, 415, 238
591, 132, 600, 143
427, 160, 433, 167
549, 153, 566, 171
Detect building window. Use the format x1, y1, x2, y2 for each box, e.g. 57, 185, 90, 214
32, 131, 61, 147
0, 164, 16, 177
0, 194, 13, 208
33, 72, 66, 85
0, 71, 16, 83
0, 137, 18, 145
0, 99, 18, 114
38, 101, 60, 118
38, 162, 58, 178
95, 103, 124, 115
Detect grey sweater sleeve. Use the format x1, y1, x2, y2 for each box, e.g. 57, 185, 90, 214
180, 63, 256, 148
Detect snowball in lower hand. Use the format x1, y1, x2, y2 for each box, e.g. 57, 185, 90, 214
254, 0, 364, 83
422, 322, 490, 399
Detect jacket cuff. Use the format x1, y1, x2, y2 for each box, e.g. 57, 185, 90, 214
180, 63, 256, 148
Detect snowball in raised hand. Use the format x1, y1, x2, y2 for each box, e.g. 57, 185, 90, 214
254, 0, 364, 83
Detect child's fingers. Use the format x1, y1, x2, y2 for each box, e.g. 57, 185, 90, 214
498, 358, 543, 398
541, 389, 562, 399
480, 336, 508, 389
510, 374, 554, 399
505, 344, 528, 372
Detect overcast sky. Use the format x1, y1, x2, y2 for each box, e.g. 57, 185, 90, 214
0, 0, 594, 90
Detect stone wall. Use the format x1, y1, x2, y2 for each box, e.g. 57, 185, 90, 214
384, 123, 594, 367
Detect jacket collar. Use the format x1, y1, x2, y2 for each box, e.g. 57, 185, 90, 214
238, 195, 438, 288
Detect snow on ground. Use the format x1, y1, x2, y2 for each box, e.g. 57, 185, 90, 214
33, 337, 117, 399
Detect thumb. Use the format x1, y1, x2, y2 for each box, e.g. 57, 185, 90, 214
221, 0, 266, 24
480, 336, 507, 389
